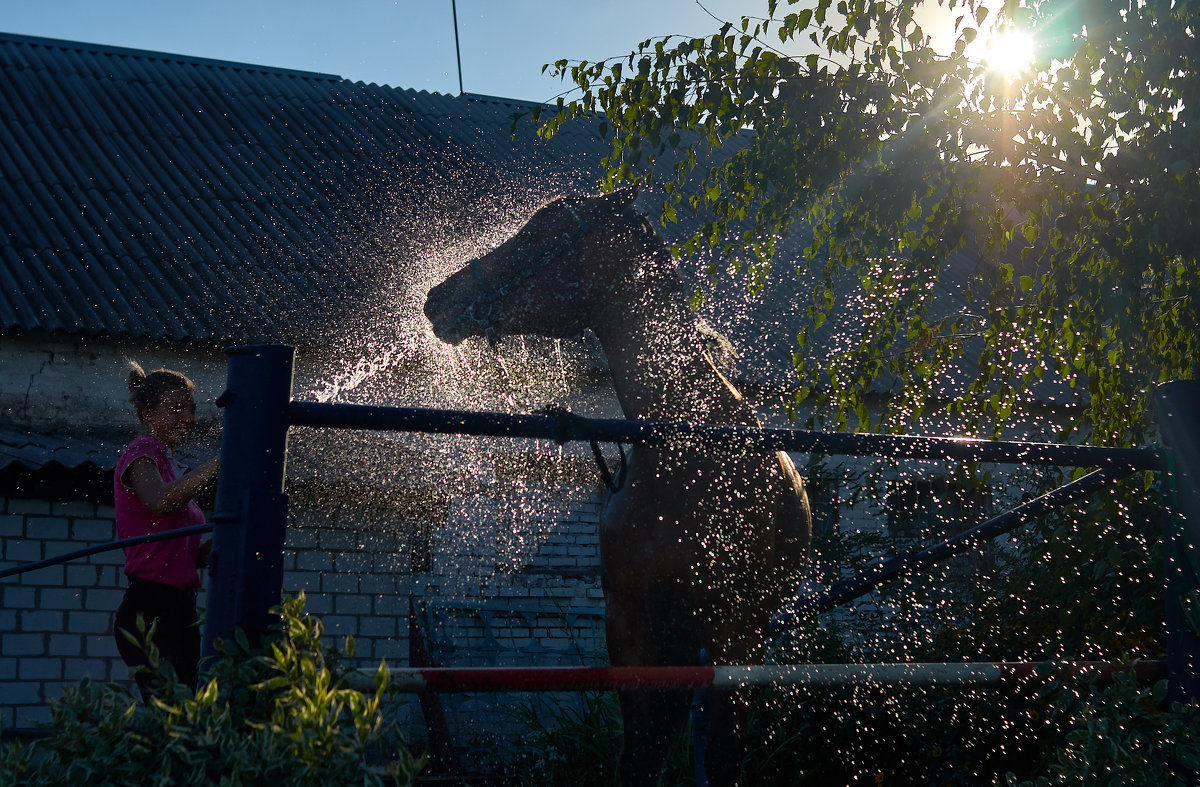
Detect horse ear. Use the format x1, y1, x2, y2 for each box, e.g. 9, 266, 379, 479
598, 184, 639, 212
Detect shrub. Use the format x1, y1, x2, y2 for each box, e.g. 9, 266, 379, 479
0, 594, 422, 786
497, 690, 696, 786
1008, 673, 1200, 787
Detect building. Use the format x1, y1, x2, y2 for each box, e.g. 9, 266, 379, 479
0, 31, 624, 746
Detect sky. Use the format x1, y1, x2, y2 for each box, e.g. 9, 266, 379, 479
2, 0, 800, 104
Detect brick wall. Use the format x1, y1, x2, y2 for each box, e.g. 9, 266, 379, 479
1, 496, 128, 729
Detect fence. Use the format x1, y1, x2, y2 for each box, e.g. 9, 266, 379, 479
202, 344, 1197, 706
4, 343, 1197, 731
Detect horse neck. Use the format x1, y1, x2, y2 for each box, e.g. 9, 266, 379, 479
590, 291, 750, 425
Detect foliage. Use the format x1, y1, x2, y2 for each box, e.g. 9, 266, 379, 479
0, 594, 422, 786
496, 690, 694, 787
964, 479, 1166, 662
746, 495, 1178, 784
739, 667, 1200, 785
744, 680, 1049, 784
1007, 673, 1200, 787
537, 0, 1198, 445
499, 691, 623, 786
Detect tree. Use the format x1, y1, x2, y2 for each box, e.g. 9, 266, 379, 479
531, 9, 1196, 777
537, 0, 1199, 446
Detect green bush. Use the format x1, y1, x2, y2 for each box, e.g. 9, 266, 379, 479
1008, 673, 1200, 787
0, 594, 422, 786
731, 488, 1197, 786
497, 690, 696, 787
500, 691, 623, 786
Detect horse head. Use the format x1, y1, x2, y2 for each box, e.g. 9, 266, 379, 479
424, 187, 651, 344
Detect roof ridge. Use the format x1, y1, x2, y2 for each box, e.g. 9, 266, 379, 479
0, 30, 343, 82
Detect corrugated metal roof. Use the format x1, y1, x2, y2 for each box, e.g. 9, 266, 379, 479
0, 32, 606, 346
0, 428, 117, 471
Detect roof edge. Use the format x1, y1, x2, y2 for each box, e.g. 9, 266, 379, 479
0, 30, 343, 81
462, 91, 558, 110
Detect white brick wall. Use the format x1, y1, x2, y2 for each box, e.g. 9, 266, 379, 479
1, 498, 125, 728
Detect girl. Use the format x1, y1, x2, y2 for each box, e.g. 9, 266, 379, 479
113, 361, 219, 697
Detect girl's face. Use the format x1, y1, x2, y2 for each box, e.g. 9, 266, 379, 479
141, 388, 197, 448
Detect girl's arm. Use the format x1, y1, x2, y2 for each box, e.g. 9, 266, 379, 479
125, 456, 220, 516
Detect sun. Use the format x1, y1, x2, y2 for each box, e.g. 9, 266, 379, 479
981, 30, 1036, 76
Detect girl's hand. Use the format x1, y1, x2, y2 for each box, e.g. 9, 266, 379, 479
126, 455, 220, 515
197, 539, 213, 568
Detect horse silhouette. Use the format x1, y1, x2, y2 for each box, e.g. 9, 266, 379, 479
424, 188, 811, 786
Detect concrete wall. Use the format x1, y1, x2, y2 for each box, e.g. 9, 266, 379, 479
0, 496, 126, 728
0, 333, 227, 444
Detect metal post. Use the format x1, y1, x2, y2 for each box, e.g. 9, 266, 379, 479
691, 648, 712, 787
202, 345, 295, 658
1156, 380, 1200, 706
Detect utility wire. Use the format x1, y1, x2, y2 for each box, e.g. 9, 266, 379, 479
452, 0, 464, 95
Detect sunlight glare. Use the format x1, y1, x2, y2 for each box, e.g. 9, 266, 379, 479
983, 30, 1035, 76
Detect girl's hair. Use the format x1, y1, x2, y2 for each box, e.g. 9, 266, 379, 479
127, 360, 194, 420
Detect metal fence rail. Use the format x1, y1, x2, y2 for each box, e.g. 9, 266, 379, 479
0, 523, 212, 581
205, 347, 1199, 706
288, 400, 1165, 470
774, 466, 1136, 626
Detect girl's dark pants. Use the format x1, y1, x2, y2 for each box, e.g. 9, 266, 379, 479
114, 577, 200, 699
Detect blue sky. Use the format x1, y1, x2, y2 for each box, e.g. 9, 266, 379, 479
2, 0, 792, 102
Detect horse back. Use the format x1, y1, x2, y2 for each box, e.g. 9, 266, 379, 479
773, 450, 812, 584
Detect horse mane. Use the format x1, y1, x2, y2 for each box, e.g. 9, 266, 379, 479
697, 319, 739, 377
612, 201, 740, 378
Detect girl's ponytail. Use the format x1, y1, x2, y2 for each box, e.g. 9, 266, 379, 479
125, 359, 193, 420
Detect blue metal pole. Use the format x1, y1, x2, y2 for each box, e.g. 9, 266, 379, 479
202, 345, 295, 658
0, 523, 212, 580
1155, 380, 1200, 706
288, 401, 1164, 470
771, 466, 1134, 631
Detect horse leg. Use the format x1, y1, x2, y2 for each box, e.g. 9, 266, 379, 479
701, 683, 755, 786
617, 687, 691, 786
698, 619, 766, 787
605, 588, 693, 786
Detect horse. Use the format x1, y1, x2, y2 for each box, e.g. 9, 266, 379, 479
423, 188, 811, 786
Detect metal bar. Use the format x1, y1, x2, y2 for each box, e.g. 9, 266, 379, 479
1156, 380, 1200, 706
202, 345, 295, 658
288, 401, 1164, 470
771, 467, 1135, 630
344, 660, 1166, 694
0, 523, 213, 580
